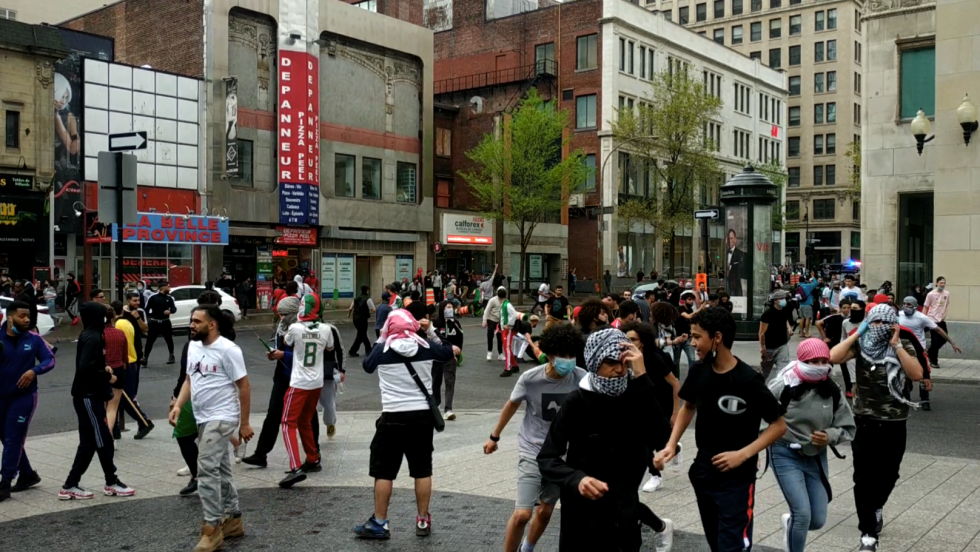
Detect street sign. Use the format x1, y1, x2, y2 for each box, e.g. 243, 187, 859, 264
694, 208, 720, 220
108, 131, 147, 152
432, 242, 443, 254
97, 152, 138, 225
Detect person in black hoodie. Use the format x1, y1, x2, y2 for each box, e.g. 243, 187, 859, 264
431, 300, 463, 421
537, 327, 672, 551
59, 302, 135, 500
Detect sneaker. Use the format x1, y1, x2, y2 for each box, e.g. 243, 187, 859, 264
300, 460, 322, 473
179, 479, 198, 496
781, 513, 791, 552
875, 509, 883, 535
348, 351, 361, 358
234, 442, 246, 464
499, 370, 513, 377
70, 316, 79, 326
327, 424, 336, 437
241, 454, 268, 468
416, 513, 432, 537
58, 486, 94, 500
498, 353, 505, 361
654, 518, 674, 552
0, 480, 9, 502
922, 401, 932, 411
167, 354, 176, 365
932, 361, 941, 369
220, 513, 244, 538
510, 366, 520, 374
193, 524, 224, 552
642, 475, 662, 493
859, 534, 878, 552
845, 390, 854, 399
177, 466, 192, 476
444, 410, 456, 421
354, 515, 390, 539
134, 421, 155, 440
104, 481, 135, 497
279, 468, 307, 488
486, 351, 493, 361
11, 470, 41, 492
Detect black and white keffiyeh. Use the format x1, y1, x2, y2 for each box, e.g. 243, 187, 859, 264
584, 328, 633, 396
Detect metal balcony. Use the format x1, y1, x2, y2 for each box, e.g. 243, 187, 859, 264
434, 59, 557, 96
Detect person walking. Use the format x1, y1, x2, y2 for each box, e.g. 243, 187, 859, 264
42, 281, 57, 317
768, 339, 856, 552
60, 302, 135, 501
144, 281, 177, 366
484, 323, 586, 552
0, 301, 55, 500
235, 278, 252, 320
431, 300, 463, 421
102, 305, 129, 441
170, 305, 254, 552
354, 310, 457, 539
375, 292, 393, 339
483, 286, 506, 361
347, 285, 375, 358
760, 290, 793, 380
545, 285, 570, 329
65, 273, 82, 325
499, 289, 523, 377
567, 268, 577, 297
923, 277, 953, 369
432, 271, 443, 303
318, 320, 345, 439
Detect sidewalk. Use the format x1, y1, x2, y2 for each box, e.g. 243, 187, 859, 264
4, 409, 980, 551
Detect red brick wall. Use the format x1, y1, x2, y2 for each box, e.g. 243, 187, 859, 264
337, 0, 423, 26
568, 214, 597, 281
61, 0, 205, 78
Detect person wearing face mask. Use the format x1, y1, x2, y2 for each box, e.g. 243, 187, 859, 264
484, 324, 586, 552
817, 298, 851, 393
830, 304, 924, 552
538, 327, 672, 552
840, 300, 866, 398
923, 276, 953, 369
760, 291, 793, 379
657, 307, 786, 552
767, 339, 856, 552
898, 296, 959, 412
431, 301, 463, 421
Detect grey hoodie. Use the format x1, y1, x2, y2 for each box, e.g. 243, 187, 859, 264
767, 378, 856, 457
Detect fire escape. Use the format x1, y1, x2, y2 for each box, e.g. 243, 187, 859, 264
433, 59, 558, 112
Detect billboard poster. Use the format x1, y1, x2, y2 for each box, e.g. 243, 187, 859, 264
321, 254, 337, 297
225, 77, 239, 177
336, 254, 354, 298
724, 205, 748, 307
277, 50, 321, 225
0, 193, 44, 246
395, 256, 413, 283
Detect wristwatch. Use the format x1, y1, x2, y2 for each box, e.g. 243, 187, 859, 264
489, 434, 500, 443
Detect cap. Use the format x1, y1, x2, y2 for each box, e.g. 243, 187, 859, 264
872, 293, 891, 305
797, 338, 831, 363
572, 305, 582, 321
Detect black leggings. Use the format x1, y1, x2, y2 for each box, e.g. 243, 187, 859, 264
638, 503, 666, 532
486, 320, 503, 353
177, 434, 198, 479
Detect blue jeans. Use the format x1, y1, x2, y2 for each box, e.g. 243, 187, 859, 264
673, 342, 695, 369
770, 444, 829, 552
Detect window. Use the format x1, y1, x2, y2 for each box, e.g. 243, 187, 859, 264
734, 82, 751, 114
827, 71, 837, 92
826, 164, 836, 185
769, 48, 781, 69
576, 34, 598, 70
751, 22, 761, 41
354, 0, 376, 11
789, 45, 801, 65
584, 154, 596, 191
751, 0, 762, 12
813, 199, 835, 220
815, 11, 825, 31
770, 0, 781, 7
815, 42, 825, 63
814, 165, 824, 186
4, 110, 19, 149
827, 103, 836, 123
750, 51, 762, 61
790, 15, 801, 35
814, 134, 824, 155
396, 162, 416, 203
704, 71, 723, 98
639, 47, 647, 79
679, 6, 689, 24
854, 103, 862, 125
790, 0, 800, 3
732, 0, 743, 15
363, 157, 382, 200
852, 200, 860, 221
826, 133, 836, 154
647, 49, 655, 78
788, 167, 801, 186
714, 29, 725, 44
827, 40, 837, 60
789, 137, 801, 157
436, 179, 451, 208
334, 153, 355, 197
854, 72, 861, 93
770, 18, 781, 39
789, 106, 801, 126
715, 0, 725, 18
855, 9, 861, 31
855, 41, 862, 63
789, 76, 801, 96
535, 42, 555, 74
828, 8, 837, 29
619, 38, 626, 71
699, 31, 707, 37
628, 41, 635, 74
733, 129, 751, 159
786, 200, 800, 220
237, 139, 253, 186
696, 3, 707, 21
705, 121, 723, 151
732, 26, 743, 44
0, 8, 16, 20
815, 73, 825, 93
900, 46, 935, 118
576, 95, 597, 129
815, 103, 825, 124
436, 127, 451, 157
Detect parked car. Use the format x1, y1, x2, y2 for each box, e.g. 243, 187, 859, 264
0, 296, 56, 337
166, 286, 242, 331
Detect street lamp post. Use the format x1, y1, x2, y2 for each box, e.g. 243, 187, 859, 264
803, 206, 810, 273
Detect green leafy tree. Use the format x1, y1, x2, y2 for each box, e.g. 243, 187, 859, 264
459, 88, 589, 304
612, 68, 723, 275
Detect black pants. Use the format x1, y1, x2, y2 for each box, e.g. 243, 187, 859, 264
840, 363, 852, 391
927, 320, 948, 365
852, 417, 907, 538
64, 397, 118, 488
253, 368, 320, 458
145, 320, 174, 362
350, 319, 372, 355
637, 503, 665, 531
433, 287, 442, 302
120, 363, 151, 430
690, 470, 756, 552
486, 320, 503, 354
177, 434, 198, 479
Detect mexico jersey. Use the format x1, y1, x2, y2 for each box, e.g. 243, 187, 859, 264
284, 321, 335, 390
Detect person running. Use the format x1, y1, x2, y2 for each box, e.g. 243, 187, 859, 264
483, 286, 506, 361
538, 328, 673, 552
277, 294, 331, 488
830, 304, 923, 552
840, 275, 865, 302
535, 281, 552, 316
760, 290, 793, 380
431, 300, 463, 421
768, 339, 856, 552
348, 285, 375, 358
60, 302, 135, 501
923, 277, 953, 369
657, 307, 787, 552
0, 301, 54, 500
817, 298, 851, 392
144, 281, 177, 366
899, 295, 957, 411
611, 299, 639, 329
406, 290, 428, 321
484, 323, 587, 552
499, 289, 523, 377
170, 305, 254, 552
545, 285, 570, 329
355, 310, 458, 540
65, 273, 82, 325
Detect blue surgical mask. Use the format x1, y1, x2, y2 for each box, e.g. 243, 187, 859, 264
553, 357, 577, 376
778, 299, 787, 308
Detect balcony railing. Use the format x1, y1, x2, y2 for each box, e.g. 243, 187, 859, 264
434, 59, 557, 95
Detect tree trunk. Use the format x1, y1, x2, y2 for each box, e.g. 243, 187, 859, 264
668, 231, 676, 279
517, 241, 527, 306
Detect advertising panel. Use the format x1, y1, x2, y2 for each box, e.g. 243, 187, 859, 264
336, 254, 355, 298
113, 213, 230, 245
442, 213, 493, 245
275, 226, 317, 246
0, 193, 43, 245
724, 206, 748, 311
277, 50, 320, 225
225, 77, 239, 177
395, 256, 414, 282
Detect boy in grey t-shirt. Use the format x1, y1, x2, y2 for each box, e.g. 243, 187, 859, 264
483, 324, 586, 552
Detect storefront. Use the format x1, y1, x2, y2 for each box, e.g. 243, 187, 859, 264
437, 213, 496, 277
223, 226, 319, 310
0, 188, 46, 280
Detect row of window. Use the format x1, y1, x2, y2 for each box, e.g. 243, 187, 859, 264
758, 136, 781, 164
676, 1, 861, 32
785, 198, 843, 221
4, 109, 19, 149
618, 38, 657, 80
334, 154, 417, 203
787, 133, 837, 157
709, 11, 836, 46
758, 92, 782, 125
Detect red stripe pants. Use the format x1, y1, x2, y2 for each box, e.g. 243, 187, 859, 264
281, 386, 322, 470
501, 326, 515, 371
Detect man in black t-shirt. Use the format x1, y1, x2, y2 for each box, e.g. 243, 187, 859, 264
545, 285, 570, 328
674, 292, 696, 369
657, 307, 785, 552
759, 291, 792, 379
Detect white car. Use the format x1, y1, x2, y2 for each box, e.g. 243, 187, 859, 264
0, 296, 56, 337
165, 286, 243, 330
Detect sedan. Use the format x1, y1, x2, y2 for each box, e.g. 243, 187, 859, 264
165, 286, 243, 331
0, 296, 56, 337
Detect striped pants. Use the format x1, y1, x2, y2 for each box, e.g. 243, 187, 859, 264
281, 387, 322, 470
501, 326, 515, 371
64, 397, 118, 488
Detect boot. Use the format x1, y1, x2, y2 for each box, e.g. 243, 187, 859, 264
193, 524, 224, 552
220, 513, 244, 538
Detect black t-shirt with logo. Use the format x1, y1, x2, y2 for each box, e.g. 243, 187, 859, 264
549, 296, 570, 319
679, 358, 782, 482
760, 307, 791, 349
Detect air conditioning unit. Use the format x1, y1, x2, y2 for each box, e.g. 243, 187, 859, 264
569, 193, 584, 207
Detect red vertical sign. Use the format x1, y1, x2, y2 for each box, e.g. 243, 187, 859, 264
278, 50, 320, 225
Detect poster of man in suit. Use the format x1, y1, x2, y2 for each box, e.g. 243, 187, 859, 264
724, 207, 748, 297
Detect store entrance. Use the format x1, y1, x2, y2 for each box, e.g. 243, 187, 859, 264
356, 257, 371, 293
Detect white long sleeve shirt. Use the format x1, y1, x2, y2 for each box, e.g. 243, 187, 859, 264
483, 296, 503, 324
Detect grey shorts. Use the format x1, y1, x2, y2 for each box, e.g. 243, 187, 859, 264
800, 305, 813, 319
516, 457, 560, 510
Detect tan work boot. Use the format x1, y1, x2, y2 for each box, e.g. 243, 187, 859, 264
193, 523, 224, 552
220, 514, 244, 538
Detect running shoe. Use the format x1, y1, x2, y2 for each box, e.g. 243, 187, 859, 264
327, 424, 336, 437
241, 454, 268, 468
177, 466, 191, 476
58, 486, 94, 500
11, 470, 41, 493
498, 353, 505, 361
859, 535, 878, 552
134, 421, 155, 440
179, 479, 198, 496
416, 513, 432, 537
354, 516, 390, 539
443, 410, 456, 421
499, 370, 513, 377
300, 460, 322, 473
654, 518, 674, 552
279, 468, 307, 488
104, 481, 135, 497
486, 351, 493, 361
641, 475, 662, 493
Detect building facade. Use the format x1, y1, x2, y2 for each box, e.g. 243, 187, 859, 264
649, 0, 865, 267
0, 0, 115, 25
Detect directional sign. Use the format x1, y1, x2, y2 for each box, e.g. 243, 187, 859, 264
694, 208, 720, 220
109, 131, 148, 152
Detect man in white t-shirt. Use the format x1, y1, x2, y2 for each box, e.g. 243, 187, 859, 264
840, 274, 866, 302
170, 305, 253, 552
535, 282, 551, 314
279, 295, 333, 489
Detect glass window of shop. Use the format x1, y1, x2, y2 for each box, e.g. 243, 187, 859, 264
616, 232, 656, 278
119, 243, 193, 289
661, 226, 695, 279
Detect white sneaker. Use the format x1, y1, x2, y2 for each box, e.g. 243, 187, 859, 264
642, 475, 662, 493
58, 486, 94, 500
177, 466, 191, 476
782, 513, 791, 552
487, 351, 493, 361
654, 518, 674, 552
498, 353, 505, 360
443, 410, 456, 421
104, 481, 135, 497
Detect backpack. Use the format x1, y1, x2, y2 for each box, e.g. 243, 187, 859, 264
353, 296, 370, 320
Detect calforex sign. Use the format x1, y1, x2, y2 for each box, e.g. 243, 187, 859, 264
112, 213, 230, 245
442, 214, 493, 245
277, 51, 320, 225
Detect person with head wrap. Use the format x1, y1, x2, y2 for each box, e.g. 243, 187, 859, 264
767, 339, 855, 552
898, 295, 958, 412
830, 303, 925, 552
482, 286, 507, 362
498, 289, 524, 377
536, 327, 673, 551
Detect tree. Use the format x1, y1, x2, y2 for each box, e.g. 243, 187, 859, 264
459, 88, 589, 305
612, 68, 723, 277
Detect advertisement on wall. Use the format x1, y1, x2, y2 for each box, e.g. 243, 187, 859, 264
277, 50, 321, 225
225, 77, 239, 177
112, 213, 230, 245
442, 214, 493, 245
275, 226, 317, 246
336, 255, 355, 298
321, 254, 337, 297
395, 256, 414, 283
0, 193, 43, 245
724, 206, 748, 314
529, 255, 543, 279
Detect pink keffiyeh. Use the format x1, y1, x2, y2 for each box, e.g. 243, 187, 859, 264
379, 309, 429, 354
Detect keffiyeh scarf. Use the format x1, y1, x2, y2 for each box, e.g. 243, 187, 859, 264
860, 304, 918, 409
379, 309, 429, 354
276, 296, 300, 336
583, 328, 633, 396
